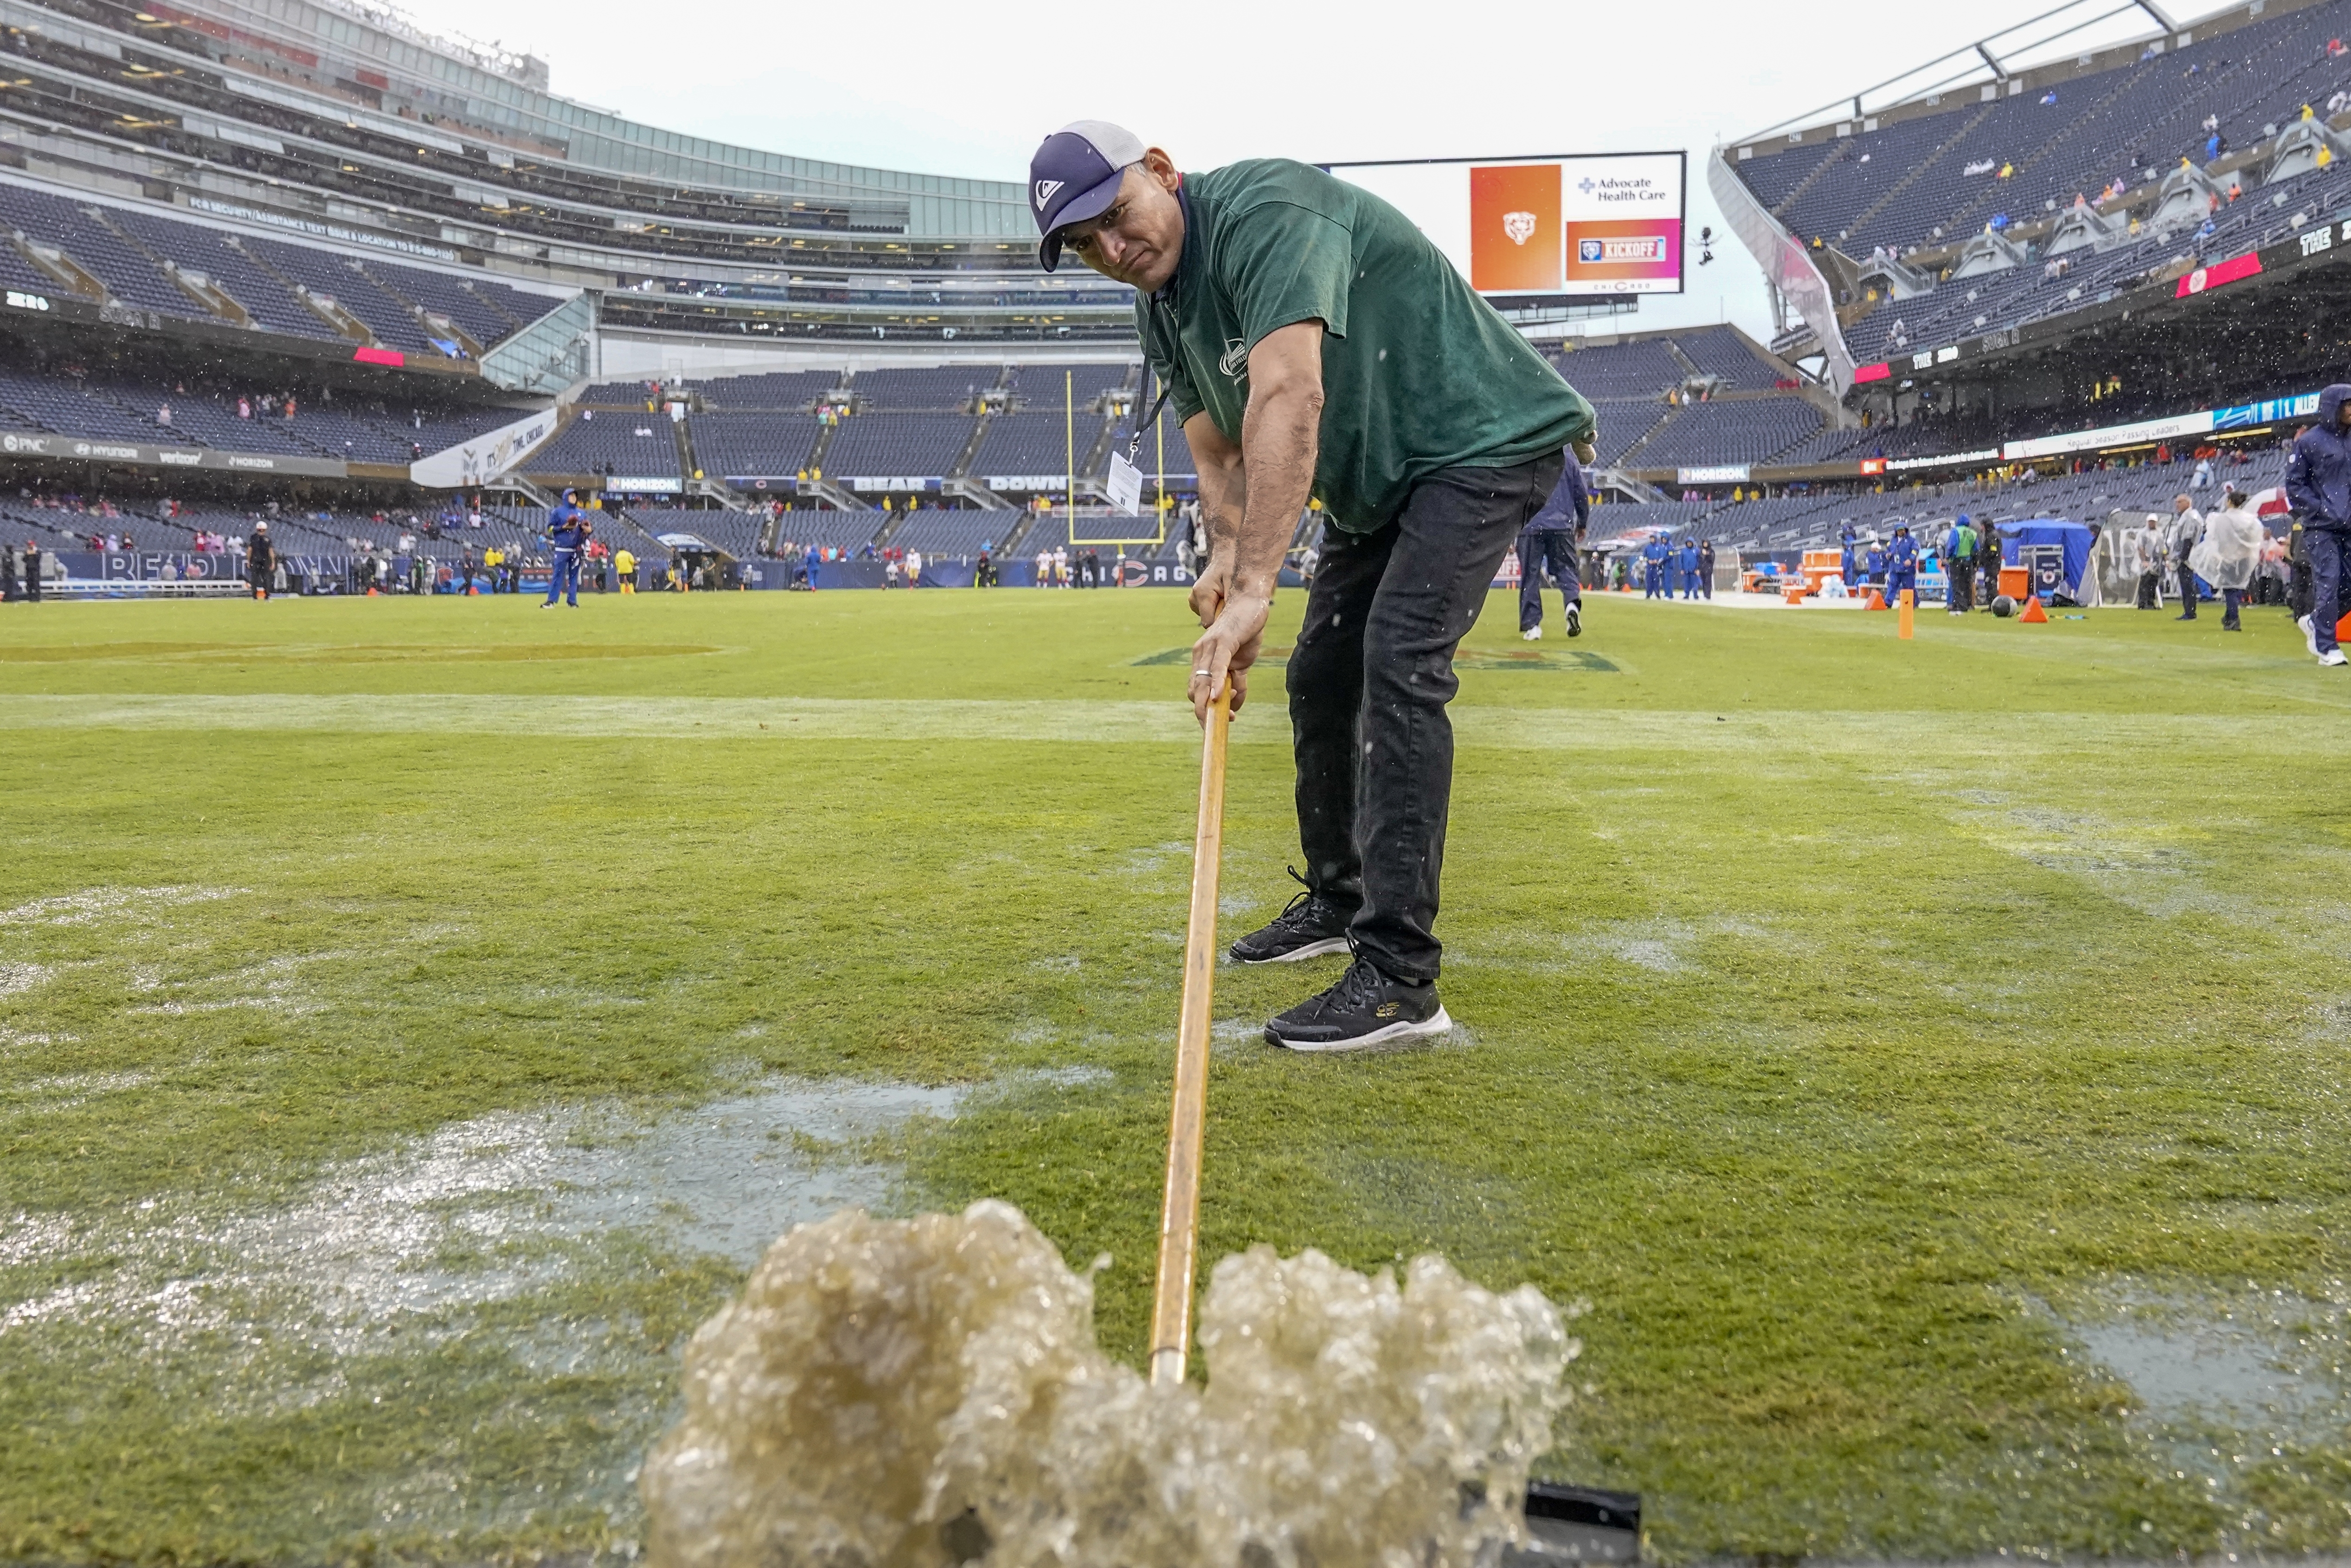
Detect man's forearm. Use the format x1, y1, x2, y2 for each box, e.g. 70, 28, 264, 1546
1194, 449, 1245, 566
1234, 381, 1320, 594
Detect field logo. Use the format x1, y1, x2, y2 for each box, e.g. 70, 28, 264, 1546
1033, 179, 1063, 212
1503, 210, 1538, 245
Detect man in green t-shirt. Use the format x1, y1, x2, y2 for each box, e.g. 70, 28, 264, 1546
1032, 121, 1597, 1052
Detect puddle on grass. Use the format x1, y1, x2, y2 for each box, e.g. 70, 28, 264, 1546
2062, 1287, 2351, 1445
0, 1074, 1038, 1353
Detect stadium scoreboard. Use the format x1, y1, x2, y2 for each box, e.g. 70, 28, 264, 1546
1324, 152, 1687, 304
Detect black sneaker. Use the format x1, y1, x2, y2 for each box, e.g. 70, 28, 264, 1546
1264, 957, 1451, 1052
1565, 602, 1582, 638
1227, 867, 1351, 964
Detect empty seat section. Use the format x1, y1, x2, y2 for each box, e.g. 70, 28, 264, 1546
0, 183, 203, 318
823, 413, 976, 480
973, 411, 1087, 484
527, 415, 681, 478
850, 366, 996, 410
101, 208, 340, 340
696, 371, 843, 410
687, 413, 822, 479
244, 238, 435, 353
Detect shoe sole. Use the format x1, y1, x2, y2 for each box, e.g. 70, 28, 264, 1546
1231, 936, 1351, 965
1266, 1006, 1453, 1053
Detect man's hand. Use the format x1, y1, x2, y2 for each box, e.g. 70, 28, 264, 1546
1572, 438, 1598, 466
1190, 590, 1268, 721
1188, 550, 1232, 628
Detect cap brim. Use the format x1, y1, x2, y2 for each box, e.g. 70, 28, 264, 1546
1037, 169, 1128, 272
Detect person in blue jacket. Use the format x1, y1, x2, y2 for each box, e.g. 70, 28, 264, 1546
542, 488, 592, 608
1839, 521, 1858, 588
1863, 536, 1889, 593
1677, 536, 1702, 598
1885, 524, 1919, 605
1641, 532, 1670, 598
1517, 448, 1589, 640
2288, 383, 2351, 665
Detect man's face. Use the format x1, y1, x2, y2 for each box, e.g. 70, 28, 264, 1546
2338, 401, 2351, 429
1058, 154, 1186, 292
2175, 496, 2191, 513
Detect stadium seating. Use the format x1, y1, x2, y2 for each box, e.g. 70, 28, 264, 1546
695, 372, 844, 410
242, 238, 441, 356
849, 367, 1000, 410
0, 184, 206, 321
1624, 398, 1829, 470
687, 414, 824, 481
1008, 363, 1135, 408
887, 509, 1018, 558
1552, 337, 1683, 400
1670, 327, 1777, 388
578, 381, 672, 408
822, 413, 978, 479
100, 207, 342, 341
971, 411, 1092, 485
625, 507, 768, 558
773, 514, 892, 554
527, 413, 683, 479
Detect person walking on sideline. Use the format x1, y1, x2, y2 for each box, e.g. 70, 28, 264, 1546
1886, 524, 1919, 605
1974, 517, 2002, 610
2167, 494, 2205, 620
542, 489, 590, 609
2195, 486, 2264, 630
245, 521, 275, 601
1839, 521, 1858, 589
20, 539, 41, 603
1516, 448, 1587, 641
1697, 538, 1715, 600
615, 544, 636, 594
1946, 516, 1978, 613
1032, 120, 1593, 1048
2289, 384, 2351, 664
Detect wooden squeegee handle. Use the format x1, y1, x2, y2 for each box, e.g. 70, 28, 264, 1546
1148, 687, 1230, 1388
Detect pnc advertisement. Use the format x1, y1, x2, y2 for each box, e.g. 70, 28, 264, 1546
1327, 151, 1686, 299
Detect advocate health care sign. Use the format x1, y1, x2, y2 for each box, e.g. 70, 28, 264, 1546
1326, 153, 1686, 299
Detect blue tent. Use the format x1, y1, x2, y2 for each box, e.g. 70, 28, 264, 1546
1997, 519, 2094, 596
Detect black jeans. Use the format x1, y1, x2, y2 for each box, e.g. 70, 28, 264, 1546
2223, 587, 2246, 629
2136, 571, 2159, 609
1287, 454, 1561, 983
1516, 527, 1580, 630
2176, 562, 2199, 617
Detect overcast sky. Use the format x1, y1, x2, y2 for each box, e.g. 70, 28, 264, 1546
394, 0, 2182, 339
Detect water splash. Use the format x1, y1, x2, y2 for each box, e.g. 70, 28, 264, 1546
642, 1201, 1575, 1568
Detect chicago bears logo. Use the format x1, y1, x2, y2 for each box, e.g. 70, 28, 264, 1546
1503, 210, 1538, 246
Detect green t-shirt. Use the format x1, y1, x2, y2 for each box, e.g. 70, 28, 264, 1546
1135, 158, 1596, 535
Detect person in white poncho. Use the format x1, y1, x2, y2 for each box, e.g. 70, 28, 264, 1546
2191, 486, 2266, 631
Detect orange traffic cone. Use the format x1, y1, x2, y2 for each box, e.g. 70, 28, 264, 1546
1898, 589, 1914, 639
366, 587, 379, 597
2019, 596, 2049, 623
2333, 610, 2351, 643
1863, 588, 1888, 610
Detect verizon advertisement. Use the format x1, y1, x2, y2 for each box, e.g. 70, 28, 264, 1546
1326, 152, 1686, 301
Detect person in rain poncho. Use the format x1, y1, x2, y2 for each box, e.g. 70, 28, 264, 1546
2192, 486, 2266, 631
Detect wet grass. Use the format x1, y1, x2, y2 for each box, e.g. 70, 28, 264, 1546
2, 589, 2350, 1562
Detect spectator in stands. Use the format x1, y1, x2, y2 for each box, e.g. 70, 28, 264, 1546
1516, 449, 1587, 641
245, 521, 275, 602
2167, 494, 2205, 620
2287, 384, 2351, 665
2197, 486, 2264, 631
1033, 120, 1592, 1049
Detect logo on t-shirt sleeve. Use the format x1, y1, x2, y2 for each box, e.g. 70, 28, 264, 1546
1217, 338, 1250, 380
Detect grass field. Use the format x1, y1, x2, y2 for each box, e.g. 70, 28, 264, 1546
3, 585, 2349, 1564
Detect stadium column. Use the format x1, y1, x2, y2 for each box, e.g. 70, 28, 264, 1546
1066, 369, 1075, 534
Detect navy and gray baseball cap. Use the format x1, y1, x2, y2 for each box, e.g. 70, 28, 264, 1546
1030, 120, 1148, 271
